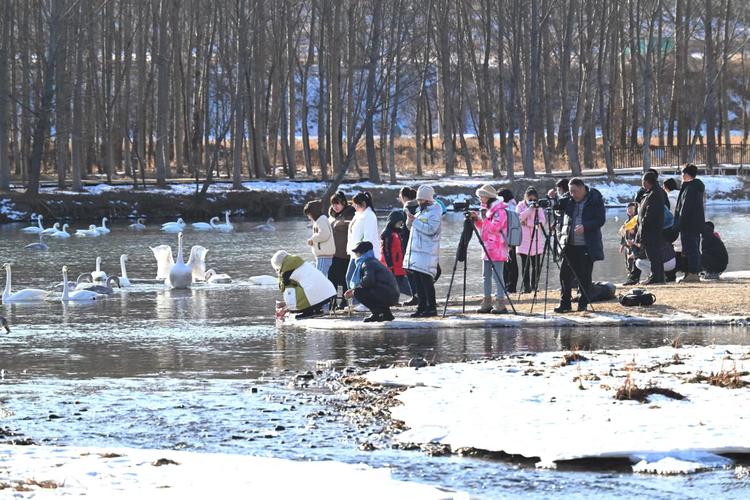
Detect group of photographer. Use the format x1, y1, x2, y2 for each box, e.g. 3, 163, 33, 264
620, 164, 728, 285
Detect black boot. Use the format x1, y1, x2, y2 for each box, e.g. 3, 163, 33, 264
554, 302, 573, 314
363, 313, 382, 323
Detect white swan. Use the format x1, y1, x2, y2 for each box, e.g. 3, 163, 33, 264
91, 257, 108, 283
95, 217, 111, 234
51, 224, 71, 238
150, 244, 175, 280
205, 269, 232, 284
167, 232, 192, 289
118, 254, 131, 287
21, 214, 44, 234
252, 217, 276, 232
214, 211, 234, 233
41, 222, 61, 235
187, 246, 208, 282
129, 218, 146, 230
25, 233, 49, 251
61, 266, 100, 302
161, 218, 186, 233
249, 275, 277, 286
75, 225, 100, 237
192, 217, 220, 231
2, 263, 48, 303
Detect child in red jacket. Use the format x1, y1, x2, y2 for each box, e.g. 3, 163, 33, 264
381, 210, 413, 298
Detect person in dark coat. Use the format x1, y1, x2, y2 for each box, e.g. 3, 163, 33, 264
701, 221, 728, 279
636, 171, 666, 284
345, 241, 400, 322
498, 188, 518, 293
328, 191, 356, 307
554, 178, 606, 313
381, 210, 412, 297
674, 164, 706, 282
634, 168, 670, 208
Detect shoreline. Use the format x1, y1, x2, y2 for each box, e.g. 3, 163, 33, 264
2, 174, 749, 223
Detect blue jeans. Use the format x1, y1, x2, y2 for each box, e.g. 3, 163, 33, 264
316, 256, 333, 278
680, 231, 701, 274
483, 260, 505, 299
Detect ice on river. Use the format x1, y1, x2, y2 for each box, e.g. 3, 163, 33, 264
0, 444, 466, 499
365, 345, 750, 474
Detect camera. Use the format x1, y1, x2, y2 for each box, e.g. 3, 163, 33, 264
536, 197, 559, 210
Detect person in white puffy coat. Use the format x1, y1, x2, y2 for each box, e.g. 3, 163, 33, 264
344, 192, 380, 302
403, 185, 442, 317
304, 200, 336, 278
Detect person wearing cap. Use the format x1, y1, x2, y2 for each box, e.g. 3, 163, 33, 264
674, 164, 706, 283
344, 241, 400, 322
468, 184, 510, 314
516, 186, 546, 293
403, 185, 442, 317
271, 250, 337, 320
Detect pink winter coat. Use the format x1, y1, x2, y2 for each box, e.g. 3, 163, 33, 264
516, 200, 546, 256
474, 200, 509, 262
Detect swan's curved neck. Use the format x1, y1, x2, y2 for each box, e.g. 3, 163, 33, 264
37, 217, 43, 229
120, 256, 128, 278
225, 212, 230, 224
96, 258, 101, 272
2, 267, 10, 301
62, 270, 69, 301
176, 234, 184, 263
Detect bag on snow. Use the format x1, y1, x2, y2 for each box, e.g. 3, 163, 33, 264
588, 281, 616, 302
503, 208, 523, 247
618, 288, 656, 307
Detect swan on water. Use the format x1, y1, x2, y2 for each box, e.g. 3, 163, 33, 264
129, 218, 146, 230
2, 263, 48, 303
25, 234, 49, 251
150, 245, 175, 280
76, 276, 121, 295
21, 214, 44, 234
118, 254, 131, 287
161, 218, 186, 233
91, 257, 108, 283
51, 224, 71, 238
213, 211, 234, 233
252, 217, 276, 232
95, 217, 111, 234
75, 225, 100, 237
167, 232, 192, 289
61, 266, 100, 302
205, 269, 232, 284
0, 315, 8, 333
192, 217, 220, 231
188, 246, 208, 282
249, 275, 277, 286
41, 222, 61, 235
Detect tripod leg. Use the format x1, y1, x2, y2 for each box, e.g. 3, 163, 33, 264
442, 255, 461, 318
470, 224, 518, 314
462, 257, 468, 313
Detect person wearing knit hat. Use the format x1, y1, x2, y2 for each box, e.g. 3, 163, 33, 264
404, 185, 442, 317
271, 250, 336, 320
468, 185, 510, 314
271, 250, 289, 273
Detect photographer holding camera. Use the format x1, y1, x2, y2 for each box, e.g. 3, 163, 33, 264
517, 187, 546, 293
468, 184, 509, 314
553, 178, 606, 313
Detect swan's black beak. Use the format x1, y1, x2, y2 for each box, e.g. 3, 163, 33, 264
1, 317, 9, 334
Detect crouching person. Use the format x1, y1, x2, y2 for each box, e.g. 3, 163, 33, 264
701, 222, 728, 279
345, 241, 399, 322
271, 250, 336, 320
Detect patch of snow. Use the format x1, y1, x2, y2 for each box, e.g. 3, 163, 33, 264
0, 198, 26, 221
720, 270, 750, 279
363, 345, 750, 471
631, 452, 732, 475
0, 444, 465, 499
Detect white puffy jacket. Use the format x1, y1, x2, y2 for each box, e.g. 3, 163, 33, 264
346, 207, 381, 259
310, 215, 336, 258
404, 203, 441, 277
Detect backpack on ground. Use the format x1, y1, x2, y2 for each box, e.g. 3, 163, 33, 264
504, 208, 523, 247
589, 281, 616, 302
618, 288, 656, 307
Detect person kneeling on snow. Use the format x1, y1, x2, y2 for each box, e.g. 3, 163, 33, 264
345, 241, 400, 323
701, 221, 728, 280
271, 250, 336, 320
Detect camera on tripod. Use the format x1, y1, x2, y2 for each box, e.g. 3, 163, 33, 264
452, 198, 480, 218
531, 197, 559, 210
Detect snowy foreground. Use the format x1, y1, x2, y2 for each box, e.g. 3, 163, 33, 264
365, 345, 750, 475
0, 445, 465, 499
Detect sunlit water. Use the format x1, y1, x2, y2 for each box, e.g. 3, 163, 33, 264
1, 207, 749, 499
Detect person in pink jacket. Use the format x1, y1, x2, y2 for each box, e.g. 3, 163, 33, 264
469, 184, 509, 314
516, 187, 546, 293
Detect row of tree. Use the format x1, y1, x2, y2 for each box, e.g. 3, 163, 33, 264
0, 0, 748, 197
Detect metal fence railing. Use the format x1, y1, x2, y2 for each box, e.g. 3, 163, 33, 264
610, 144, 750, 170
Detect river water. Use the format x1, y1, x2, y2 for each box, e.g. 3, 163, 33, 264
1, 206, 749, 498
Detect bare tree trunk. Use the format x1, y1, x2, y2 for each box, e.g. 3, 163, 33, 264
0, 0, 11, 191
364, 0, 382, 182
154, 0, 170, 187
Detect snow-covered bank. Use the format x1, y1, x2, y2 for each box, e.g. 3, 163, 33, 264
364, 345, 750, 474
0, 445, 464, 499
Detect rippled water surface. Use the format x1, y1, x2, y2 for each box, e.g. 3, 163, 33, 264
1, 207, 749, 498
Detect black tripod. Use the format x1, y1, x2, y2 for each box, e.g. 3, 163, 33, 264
527, 207, 596, 316
442, 215, 517, 317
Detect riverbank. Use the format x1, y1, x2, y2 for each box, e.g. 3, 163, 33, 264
2, 174, 748, 223
352, 344, 750, 475
0, 444, 464, 498
291, 277, 750, 331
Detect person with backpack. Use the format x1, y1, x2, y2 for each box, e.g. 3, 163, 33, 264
469, 184, 510, 314
516, 187, 546, 293
636, 171, 666, 284
380, 210, 413, 298
498, 189, 519, 293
